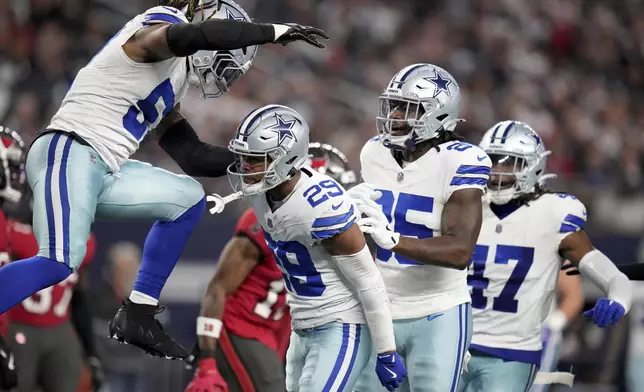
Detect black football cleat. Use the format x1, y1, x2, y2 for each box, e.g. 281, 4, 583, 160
108, 299, 188, 360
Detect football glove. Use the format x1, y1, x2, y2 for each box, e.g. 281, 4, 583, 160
0, 335, 17, 390
355, 198, 399, 250
375, 352, 407, 391
185, 358, 228, 392
347, 182, 382, 202
584, 297, 626, 328
271, 24, 329, 48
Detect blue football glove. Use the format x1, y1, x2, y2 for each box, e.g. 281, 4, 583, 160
375, 352, 407, 391
583, 297, 625, 328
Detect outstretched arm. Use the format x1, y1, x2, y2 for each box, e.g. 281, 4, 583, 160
123, 16, 327, 63
559, 230, 632, 326
156, 104, 234, 178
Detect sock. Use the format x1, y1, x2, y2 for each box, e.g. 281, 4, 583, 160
131, 197, 205, 304
129, 290, 159, 306
0, 256, 72, 314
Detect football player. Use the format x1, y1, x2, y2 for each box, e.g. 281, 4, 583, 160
351, 63, 489, 392
0, 0, 327, 360
458, 121, 633, 392
186, 143, 357, 392
221, 104, 407, 392
0, 127, 102, 392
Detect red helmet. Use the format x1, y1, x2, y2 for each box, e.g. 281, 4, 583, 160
0, 126, 26, 205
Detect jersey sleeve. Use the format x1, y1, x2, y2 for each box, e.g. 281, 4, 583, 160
309, 193, 358, 241
235, 209, 270, 256
142, 6, 189, 26
553, 194, 588, 243
7, 220, 39, 260
444, 142, 492, 200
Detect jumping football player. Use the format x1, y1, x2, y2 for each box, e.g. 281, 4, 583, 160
186, 143, 357, 392
0, 0, 327, 360
351, 63, 489, 392
459, 121, 632, 392
223, 104, 406, 392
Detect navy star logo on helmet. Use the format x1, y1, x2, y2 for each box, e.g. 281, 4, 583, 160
267, 114, 298, 146
423, 70, 452, 97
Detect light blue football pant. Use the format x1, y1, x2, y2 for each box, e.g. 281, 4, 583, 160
627, 355, 644, 392
354, 303, 472, 392
26, 132, 205, 270
286, 322, 372, 392
458, 352, 538, 392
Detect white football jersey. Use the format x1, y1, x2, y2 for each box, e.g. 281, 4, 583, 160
249, 167, 366, 330
48, 6, 189, 172
360, 138, 492, 319
468, 193, 587, 363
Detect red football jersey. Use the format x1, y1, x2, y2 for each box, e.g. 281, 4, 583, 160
7, 220, 96, 327
222, 209, 289, 351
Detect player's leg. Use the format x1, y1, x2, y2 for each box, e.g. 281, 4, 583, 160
97, 159, 205, 358
7, 324, 41, 392
39, 323, 83, 392
285, 330, 305, 392
403, 303, 472, 392
459, 351, 538, 392
529, 326, 563, 392
217, 328, 285, 392
295, 322, 372, 392
351, 352, 389, 392
0, 133, 104, 313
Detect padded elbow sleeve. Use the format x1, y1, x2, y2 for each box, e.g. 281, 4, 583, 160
166, 19, 274, 57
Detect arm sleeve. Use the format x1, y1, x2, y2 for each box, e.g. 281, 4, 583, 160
158, 119, 234, 178
166, 18, 273, 57
444, 143, 492, 200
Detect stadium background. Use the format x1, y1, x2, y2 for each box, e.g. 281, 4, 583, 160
1, 0, 643, 390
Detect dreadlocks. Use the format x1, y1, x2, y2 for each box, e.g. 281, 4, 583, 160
516, 183, 557, 205
165, 0, 202, 21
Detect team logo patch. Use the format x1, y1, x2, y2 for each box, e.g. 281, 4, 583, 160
397, 172, 404, 183
495, 224, 503, 233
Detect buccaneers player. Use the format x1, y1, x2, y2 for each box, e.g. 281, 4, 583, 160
186, 143, 357, 392
0, 127, 101, 392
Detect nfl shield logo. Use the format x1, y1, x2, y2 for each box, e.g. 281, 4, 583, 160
495, 224, 503, 233
267, 218, 273, 230
397, 172, 404, 183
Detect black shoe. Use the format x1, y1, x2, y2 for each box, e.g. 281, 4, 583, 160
108, 299, 188, 359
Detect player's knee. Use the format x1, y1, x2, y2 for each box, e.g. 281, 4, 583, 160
67, 242, 88, 272
171, 178, 205, 222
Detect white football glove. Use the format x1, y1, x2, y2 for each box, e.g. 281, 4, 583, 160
347, 183, 382, 202
355, 197, 400, 250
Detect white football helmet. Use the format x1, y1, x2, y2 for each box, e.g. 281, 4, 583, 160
479, 121, 553, 205
185, 0, 258, 98
228, 104, 310, 196
377, 63, 463, 151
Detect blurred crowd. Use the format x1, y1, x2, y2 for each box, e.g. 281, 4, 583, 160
1, 0, 643, 233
